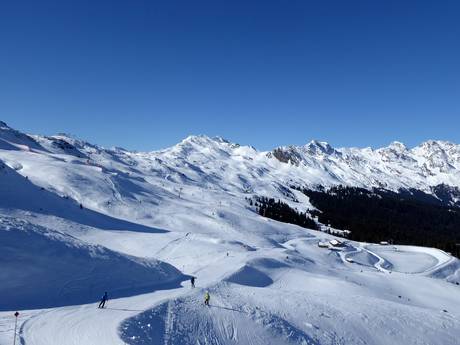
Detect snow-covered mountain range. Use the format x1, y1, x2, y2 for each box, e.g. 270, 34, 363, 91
271, 139, 460, 190
1, 121, 460, 345
2, 120, 460, 210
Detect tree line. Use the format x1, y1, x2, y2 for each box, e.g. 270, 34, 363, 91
250, 196, 318, 231
296, 186, 460, 258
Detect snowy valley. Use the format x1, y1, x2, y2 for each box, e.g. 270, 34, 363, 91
1, 121, 460, 345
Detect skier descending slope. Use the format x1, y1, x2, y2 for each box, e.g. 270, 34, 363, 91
191, 277, 195, 288
98, 292, 108, 309
204, 291, 210, 306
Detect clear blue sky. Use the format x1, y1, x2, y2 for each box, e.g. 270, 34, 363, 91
1, 0, 459, 151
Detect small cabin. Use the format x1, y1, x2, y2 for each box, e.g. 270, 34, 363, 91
329, 239, 343, 247
318, 241, 329, 248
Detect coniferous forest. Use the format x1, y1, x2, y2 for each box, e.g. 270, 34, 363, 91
253, 197, 318, 231
300, 186, 460, 258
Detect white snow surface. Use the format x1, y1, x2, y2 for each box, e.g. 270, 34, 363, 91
0, 122, 460, 345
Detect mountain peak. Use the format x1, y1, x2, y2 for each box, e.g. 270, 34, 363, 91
418, 139, 456, 149
387, 141, 408, 151
304, 140, 335, 155
179, 135, 235, 147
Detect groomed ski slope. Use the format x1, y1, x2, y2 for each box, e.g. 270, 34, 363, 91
1, 214, 460, 345
1, 123, 460, 345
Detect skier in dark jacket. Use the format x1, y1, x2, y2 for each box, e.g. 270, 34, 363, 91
204, 291, 210, 306
191, 277, 195, 288
98, 292, 108, 309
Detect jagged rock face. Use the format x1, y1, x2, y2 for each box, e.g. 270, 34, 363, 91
270, 147, 302, 165
414, 141, 460, 171
377, 141, 415, 163
42, 137, 88, 158
269, 139, 460, 191
303, 140, 337, 156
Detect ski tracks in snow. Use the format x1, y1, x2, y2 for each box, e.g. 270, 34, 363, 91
19, 286, 188, 345
162, 300, 175, 345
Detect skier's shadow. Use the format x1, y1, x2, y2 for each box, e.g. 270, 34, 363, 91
210, 305, 243, 313
104, 307, 143, 312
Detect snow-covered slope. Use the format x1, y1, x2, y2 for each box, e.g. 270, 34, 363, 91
1, 121, 460, 345
0, 217, 184, 311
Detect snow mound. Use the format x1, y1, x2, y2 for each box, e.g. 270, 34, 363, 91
0, 217, 185, 311
345, 249, 379, 268
121, 292, 320, 345
429, 258, 460, 284
225, 265, 274, 287
224, 258, 288, 287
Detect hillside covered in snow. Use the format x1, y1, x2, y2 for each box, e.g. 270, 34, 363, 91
1, 121, 460, 345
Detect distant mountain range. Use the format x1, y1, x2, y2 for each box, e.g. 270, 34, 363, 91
2, 120, 460, 199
